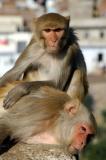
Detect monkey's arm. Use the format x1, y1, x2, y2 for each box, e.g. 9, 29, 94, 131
3, 81, 55, 109
0, 42, 44, 87
14, 36, 37, 66
0, 43, 31, 87
67, 49, 88, 101
0, 66, 24, 87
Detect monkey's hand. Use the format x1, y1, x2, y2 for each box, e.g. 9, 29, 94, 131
3, 84, 29, 109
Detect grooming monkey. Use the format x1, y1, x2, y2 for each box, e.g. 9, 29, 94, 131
0, 80, 96, 155
0, 13, 88, 109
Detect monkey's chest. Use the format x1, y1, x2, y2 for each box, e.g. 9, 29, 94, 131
23, 62, 62, 82
39, 62, 62, 80
39, 60, 71, 89
24, 58, 71, 90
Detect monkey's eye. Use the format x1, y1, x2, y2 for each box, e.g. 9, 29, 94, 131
54, 28, 64, 32
44, 29, 51, 32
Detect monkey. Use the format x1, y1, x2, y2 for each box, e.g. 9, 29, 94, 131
0, 13, 88, 109
0, 81, 96, 155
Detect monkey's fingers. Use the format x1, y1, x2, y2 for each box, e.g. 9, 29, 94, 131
3, 84, 29, 109
3, 90, 24, 109
3, 95, 18, 109
3, 98, 16, 109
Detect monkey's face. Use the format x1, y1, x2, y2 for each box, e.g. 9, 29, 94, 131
68, 123, 95, 154
35, 13, 70, 54
42, 28, 65, 54
62, 99, 96, 154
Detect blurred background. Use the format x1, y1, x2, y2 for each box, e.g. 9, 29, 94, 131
0, 0, 106, 159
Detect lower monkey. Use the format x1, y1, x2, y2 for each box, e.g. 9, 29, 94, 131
0, 81, 96, 154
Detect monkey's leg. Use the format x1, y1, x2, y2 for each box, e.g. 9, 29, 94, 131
67, 69, 84, 101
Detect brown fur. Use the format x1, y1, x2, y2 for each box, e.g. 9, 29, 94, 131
0, 81, 96, 154
0, 13, 88, 110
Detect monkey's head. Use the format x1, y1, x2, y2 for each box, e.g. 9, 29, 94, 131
33, 13, 70, 54
58, 99, 97, 154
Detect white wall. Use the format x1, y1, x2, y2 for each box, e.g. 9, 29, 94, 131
82, 47, 106, 73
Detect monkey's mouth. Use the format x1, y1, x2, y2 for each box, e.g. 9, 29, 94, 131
49, 46, 58, 50
69, 145, 80, 154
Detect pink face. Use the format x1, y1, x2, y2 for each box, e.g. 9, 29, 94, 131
42, 28, 65, 52
69, 123, 95, 154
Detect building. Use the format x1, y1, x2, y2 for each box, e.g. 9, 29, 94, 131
0, 32, 31, 77
71, 17, 106, 74
0, 0, 106, 76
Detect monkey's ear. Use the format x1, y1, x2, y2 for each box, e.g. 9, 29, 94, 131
64, 99, 80, 116
65, 16, 70, 21
65, 16, 70, 28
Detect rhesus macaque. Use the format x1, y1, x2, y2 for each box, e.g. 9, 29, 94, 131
0, 81, 96, 154
0, 13, 88, 109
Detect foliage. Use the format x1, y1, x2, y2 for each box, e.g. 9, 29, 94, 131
82, 138, 106, 160
102, 110, 106, 122
84, 94, 94, 111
